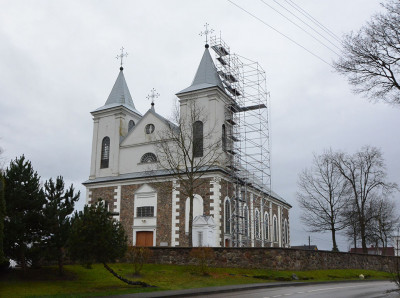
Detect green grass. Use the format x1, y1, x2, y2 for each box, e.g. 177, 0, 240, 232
0, 264, 393, 297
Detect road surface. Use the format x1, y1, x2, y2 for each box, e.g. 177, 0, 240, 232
204, 281, 399, 298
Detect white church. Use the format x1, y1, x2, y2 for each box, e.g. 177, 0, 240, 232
83, 41, 291, 248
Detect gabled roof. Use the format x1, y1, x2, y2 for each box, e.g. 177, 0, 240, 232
176, 45, 224, 95
120, 105, 179, 144
92, 68, 142, 115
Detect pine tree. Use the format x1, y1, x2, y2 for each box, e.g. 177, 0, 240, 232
0, 173, 6, 264
3, 156, 45, 272
68, 201, 149, 286
43, 176, 80, 275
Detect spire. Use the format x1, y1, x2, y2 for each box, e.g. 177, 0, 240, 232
176, 45, 224, 95
104, 69, 135, 107
92, 69, 141, 115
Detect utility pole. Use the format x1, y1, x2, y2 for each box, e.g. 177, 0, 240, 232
308, 235, 311, 249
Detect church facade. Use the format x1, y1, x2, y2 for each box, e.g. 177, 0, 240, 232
83, 44, 291, 248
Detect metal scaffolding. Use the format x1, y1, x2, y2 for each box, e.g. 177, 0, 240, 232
210, 35, 271, 247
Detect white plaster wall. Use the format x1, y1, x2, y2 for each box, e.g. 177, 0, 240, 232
210, 177, 222, 247
185, 195, 204, 233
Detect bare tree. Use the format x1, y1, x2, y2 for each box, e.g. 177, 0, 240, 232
297, 150, 349, 251
334, 0, 400, 106
367, 197, 399, 255
333, 146, 398, 253
155, 100, 223, 246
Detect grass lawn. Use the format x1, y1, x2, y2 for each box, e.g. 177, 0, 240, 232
0, 263, 393, 297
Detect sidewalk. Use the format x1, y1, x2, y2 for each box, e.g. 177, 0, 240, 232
109, 279, 387, 298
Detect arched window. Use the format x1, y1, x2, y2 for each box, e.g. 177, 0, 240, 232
255, 209, 260, 238
100, 137, 110, 168
128, 120, 135, 131
273, 215, 278, 242
225, 199, 231, 234
222, 124, 226, 151
193, 121, 203, 157
283, 219, 288, 244
264, 213, 269, 240
140, 152, 157, 163
244, 205, 249, 236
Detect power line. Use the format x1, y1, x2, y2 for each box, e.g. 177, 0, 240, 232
268, 0, 342, 52
227, 0, 333, 67
284, 0, 342, 43
260, 0, 340, 55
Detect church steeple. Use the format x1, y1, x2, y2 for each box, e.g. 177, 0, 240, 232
176, 45, 224, 95
92, 68, 141, 115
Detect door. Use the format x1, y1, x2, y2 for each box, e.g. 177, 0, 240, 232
136, 231, 154, 246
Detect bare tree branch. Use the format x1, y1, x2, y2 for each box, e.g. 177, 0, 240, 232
154, 100, 224, 246
334, 0, 400, 106
297, 149, 350, 251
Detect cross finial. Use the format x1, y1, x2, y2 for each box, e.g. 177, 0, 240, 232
199, 23, 214, 45
116, 47, 128, 69
146, 88, 160, 108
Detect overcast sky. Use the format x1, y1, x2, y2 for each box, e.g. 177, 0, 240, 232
1, 0, 398, 251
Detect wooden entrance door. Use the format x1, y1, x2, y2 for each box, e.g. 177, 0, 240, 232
136, 231, 154, 246
225, 238, 230, 247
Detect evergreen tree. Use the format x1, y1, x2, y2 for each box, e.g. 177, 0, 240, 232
43, 176, 80, 275
3, 156, 45, 272
68, 201, 149, 286
0, 173, 5, 264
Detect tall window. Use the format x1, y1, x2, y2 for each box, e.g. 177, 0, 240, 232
128, 120, 135, 131
273, 215, 278, 242
193, 121, 203, 157
244, 205, 249, 236
283, 219, 288, 244
101, 137, 110, 168
255, 209, 260, 238
222, 124, 226, 151
264, 213, 269, 240
225, 199, 231, 234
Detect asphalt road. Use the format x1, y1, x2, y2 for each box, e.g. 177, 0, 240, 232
204, 281, 399, 298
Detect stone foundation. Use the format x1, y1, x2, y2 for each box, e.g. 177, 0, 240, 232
147, 247, 398, 272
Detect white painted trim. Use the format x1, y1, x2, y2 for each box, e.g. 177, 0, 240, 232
210, 177, 222, 247
171, 180, 180, 247
113, 185, 121, 221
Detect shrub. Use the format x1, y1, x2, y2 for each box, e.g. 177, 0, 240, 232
190, 247, 215, 275
126, 246, 153, 275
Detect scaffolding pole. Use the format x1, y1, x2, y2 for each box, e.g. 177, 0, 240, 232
210, 35, 272, 248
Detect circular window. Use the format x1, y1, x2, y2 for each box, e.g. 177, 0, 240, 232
145, 124, 155, 134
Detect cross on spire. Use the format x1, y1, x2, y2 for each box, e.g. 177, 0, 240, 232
146, 88, 160, 108
116, 47, 128, 69
199, 23, 214, 45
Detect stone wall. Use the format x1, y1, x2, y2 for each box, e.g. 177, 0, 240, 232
147, 247, 398, 272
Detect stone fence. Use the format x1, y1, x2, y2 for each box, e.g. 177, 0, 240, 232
148, 247, 399, 272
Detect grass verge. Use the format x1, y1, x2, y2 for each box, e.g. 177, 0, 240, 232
0, 263, 393, 297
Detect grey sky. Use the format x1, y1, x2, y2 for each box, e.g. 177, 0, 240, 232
0, 0, 398, 251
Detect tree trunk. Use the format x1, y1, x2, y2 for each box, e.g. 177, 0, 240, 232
19, 246, 27, 274
58, 247, 64, 276
189, 194, 194, 247
331, 226, 338, 252
360, 222, 367, 253
102, 263, 152, 287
